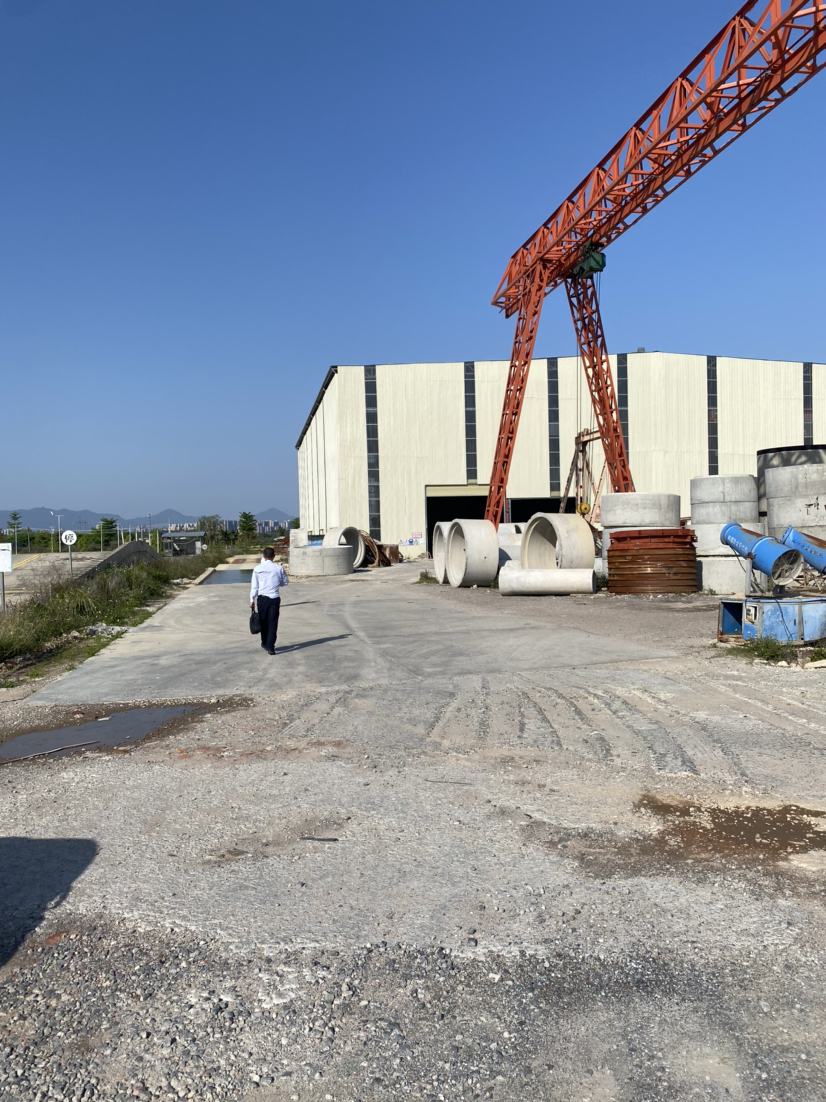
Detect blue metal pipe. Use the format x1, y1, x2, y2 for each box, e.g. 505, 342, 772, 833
720, 523, 804, 584
781, 526, 826, 573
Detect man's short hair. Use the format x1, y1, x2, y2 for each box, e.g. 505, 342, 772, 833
263, 546, 275, 560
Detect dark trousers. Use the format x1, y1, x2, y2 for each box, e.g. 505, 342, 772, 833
257, 595, 281, 651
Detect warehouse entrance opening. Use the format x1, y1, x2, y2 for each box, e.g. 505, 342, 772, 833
424, 494, 575, 552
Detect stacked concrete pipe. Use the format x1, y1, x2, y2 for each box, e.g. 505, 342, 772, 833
766, 464, 826, 543
690, 474, 757, 594
322, 526, 366, 568
499, 561, 595, 595
497, 522, 523, 570
446, 519, 499, 587
289, 545, 355, 576
600, 493, 681, 567
432, 521, 451, 583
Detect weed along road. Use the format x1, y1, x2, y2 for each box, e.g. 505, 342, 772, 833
1, 562, 825, 1101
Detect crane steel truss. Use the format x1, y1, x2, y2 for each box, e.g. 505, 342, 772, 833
485, 0, 826, 526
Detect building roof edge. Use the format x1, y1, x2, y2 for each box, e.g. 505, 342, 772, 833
295, 366, 338, 450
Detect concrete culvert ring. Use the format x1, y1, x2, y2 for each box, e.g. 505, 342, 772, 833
522, 513, 594, 571
446, 519, 499, 588
432, 521, 451, 584
322, 526, 366, 568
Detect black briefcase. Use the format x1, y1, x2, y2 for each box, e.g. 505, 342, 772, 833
249, 608, 261, 635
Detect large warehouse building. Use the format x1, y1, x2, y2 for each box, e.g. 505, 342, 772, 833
296, 352, 825, 555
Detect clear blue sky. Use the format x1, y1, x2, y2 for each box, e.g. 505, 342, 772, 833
2, 0, 824, 518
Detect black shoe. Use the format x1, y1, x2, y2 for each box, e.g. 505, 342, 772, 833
266, 647, 276, 655
260, 643, 268, 650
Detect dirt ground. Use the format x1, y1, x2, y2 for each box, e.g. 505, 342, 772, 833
0, 565, 824, 1101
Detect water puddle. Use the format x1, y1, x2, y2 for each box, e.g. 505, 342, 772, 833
202, 569, 253, 585
0, 706, 193, 764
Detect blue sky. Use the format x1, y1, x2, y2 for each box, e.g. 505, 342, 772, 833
1, 0, 824, 518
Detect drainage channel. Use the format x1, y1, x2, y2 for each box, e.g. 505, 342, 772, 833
201, 569, 253, 585
0, 706, 194, 764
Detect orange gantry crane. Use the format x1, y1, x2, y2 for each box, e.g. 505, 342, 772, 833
485, 0, 826, 528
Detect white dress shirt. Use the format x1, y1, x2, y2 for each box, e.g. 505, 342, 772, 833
250, 560, 289, 602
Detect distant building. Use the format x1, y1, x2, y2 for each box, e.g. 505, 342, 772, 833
161, 531, 204, 556
296, 354, 826, 556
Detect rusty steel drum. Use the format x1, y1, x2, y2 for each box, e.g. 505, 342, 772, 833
607, 527, 698, 595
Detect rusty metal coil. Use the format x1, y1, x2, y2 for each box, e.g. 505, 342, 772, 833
607, 546, 698, 594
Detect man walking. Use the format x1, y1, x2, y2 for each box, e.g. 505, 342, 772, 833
250, 547, 289, 655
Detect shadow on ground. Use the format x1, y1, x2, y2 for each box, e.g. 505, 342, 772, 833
0, 837, 98, 965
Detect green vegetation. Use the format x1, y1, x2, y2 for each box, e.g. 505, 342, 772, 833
198, 514, 223, 543
238, 511, 258, 544
417, 570, 438, 584
810, 645, 826, 663
7, 511, 22, 553
0, 546, 228, 666
738, 637, 797, 664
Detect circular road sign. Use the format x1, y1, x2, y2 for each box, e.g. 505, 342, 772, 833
61, 530, 77, 546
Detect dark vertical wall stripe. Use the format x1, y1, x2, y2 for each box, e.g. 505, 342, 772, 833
547, 358, 560, 493
617, 353, 629, 454
804, 362, 813, 446
707, 355, 718, 476
464, 361, 477, 481
364, 365, 381, 540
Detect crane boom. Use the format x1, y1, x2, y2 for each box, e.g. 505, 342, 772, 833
484, 0, 826, 526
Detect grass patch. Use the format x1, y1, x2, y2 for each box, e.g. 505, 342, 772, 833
0, 547, 228, 670
417, 570, 439, 584
738, 637, 797, 664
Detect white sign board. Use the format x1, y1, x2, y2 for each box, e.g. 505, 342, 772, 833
0, 543, 11, 573
61, 530, 77, 546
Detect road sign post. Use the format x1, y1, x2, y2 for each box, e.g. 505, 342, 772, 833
62, 530, 77, 578
0, 543, 11, 613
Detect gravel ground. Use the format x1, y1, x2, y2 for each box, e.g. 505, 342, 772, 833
1, 569, 825, 1100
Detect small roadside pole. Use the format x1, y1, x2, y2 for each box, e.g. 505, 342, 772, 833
62, 530, 77, 578
0, 542, 11, 612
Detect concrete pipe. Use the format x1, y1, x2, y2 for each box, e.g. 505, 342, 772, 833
432, 521, 451, 584
289, 545, 354, 576
497, 523, 524, 544
757, 445, 826, 516
322, 526, 366, 568
499, 563, 595, 596
696, 555, 748, 595
690, 500, 759, 525
289, 527, 310, 548
690, 474, 758, 506
766, 464, 826, 541
690, 520, 762, 556
498, 543, 522, 570
600, 492, 681, 529
521, 513, 594, 571
446, 519, 499, 588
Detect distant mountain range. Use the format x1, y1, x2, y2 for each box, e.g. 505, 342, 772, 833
0, 506, 293, 531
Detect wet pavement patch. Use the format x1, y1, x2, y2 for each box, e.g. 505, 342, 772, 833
522, 793, 826, 878
0, 706, 193, 764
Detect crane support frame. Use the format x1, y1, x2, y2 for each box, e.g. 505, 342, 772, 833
494, 0, 826, 315
565, 278, 634, 495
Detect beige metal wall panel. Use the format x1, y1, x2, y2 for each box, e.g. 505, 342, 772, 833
473, 360, 508, 489
320, 374, 339, 528
505, 358, 550, 499
335, 366, 370, 533
626, 352, 706, 510
557, 354, 593, 499
374, 362, 466, 543
812, 362, 826, 443
718, 357, 803, 474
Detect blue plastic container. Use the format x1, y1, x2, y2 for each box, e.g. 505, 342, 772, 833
720, 523, 803, 584
781, 526, 826, 574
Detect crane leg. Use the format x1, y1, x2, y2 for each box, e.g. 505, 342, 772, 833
485, 263, 549, 527
564, 277, 634, 494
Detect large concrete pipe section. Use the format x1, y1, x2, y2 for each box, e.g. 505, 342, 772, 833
689, 475, 759, 594
689, 475, 758, 525
757, 445, 826, 518
521, 513, 594, 570
446, 519, 499, 588
322, 526, 366, 568
432, 521, 451, 584
497, 522, 523, 570
289, 545, 355, 576
600, 493, 681, 560
765, 464, 826, 542
499, 562, 595, 596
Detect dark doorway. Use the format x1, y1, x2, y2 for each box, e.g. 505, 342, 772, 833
425, 495, 576, 552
